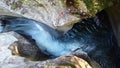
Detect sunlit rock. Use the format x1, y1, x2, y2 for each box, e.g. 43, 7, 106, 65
0, 32, 17, 63
0, 31, 92, 68
0, 55, 92, 68
0, 0, 118, 32
0, 31, 47, 61
35, 55, 92, 68
0, 0, 80, 32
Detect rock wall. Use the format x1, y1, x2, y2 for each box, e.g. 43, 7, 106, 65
0, 0, 118, 32
0, 32, 92, 68
105, 6, 120, 47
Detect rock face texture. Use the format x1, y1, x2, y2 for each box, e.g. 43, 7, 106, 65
0, 0, 80, 32
0, 0, 119, 32
105, 6, 120, 47
0, 31, 43, 61
0, 32, 17, 63
0, 31, 92, 68
0, 0, 119, 68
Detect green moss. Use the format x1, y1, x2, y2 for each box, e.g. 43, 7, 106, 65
11, 3, 17, 10
82, 0, 92, 9
82, 0, 114, 16
11, 0, 25, 10
61, 0, 66, 5
20, 0, 26, 4
34, 0, 45, 8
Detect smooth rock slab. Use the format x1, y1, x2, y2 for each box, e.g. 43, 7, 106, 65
0, 31, 47, 61
0, 32, 17, 63
0, 31, 92, 68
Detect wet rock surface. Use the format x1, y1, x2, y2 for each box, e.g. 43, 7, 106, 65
0, 31, 46, 61
0, 0, 80, 32
0, 0, 119, 32
0, 55, 92, 68
0, 0, 119, 68
0, 31, 92, 68
8, 32, 49, 61
105, 6, 120, 47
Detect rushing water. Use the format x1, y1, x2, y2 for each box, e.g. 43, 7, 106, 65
0, 10, 120, 68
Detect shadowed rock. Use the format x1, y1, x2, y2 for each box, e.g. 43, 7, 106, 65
0, 32, 92, 68
0, 31, 49, 61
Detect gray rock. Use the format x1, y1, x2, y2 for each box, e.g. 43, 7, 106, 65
0, 0, 80, 32
105, 6, 120, 47
0, 31, 92, 68
0, 32, 17, 63
0, 31, 48, 61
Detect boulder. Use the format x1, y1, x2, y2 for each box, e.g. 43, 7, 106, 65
0, 31, 92, 68
0, 31, 50, 61
0, 0, 119, 32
